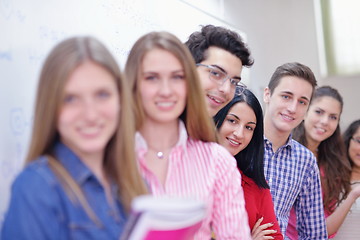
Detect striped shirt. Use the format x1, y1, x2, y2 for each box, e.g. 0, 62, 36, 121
135, 121, 251, 239
263, 135, 328, 240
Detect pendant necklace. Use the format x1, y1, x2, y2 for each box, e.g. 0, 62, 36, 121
156, 151, 164, 159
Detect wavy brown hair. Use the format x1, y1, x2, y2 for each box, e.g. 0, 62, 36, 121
26, 36, 147, 221
293, 86, 351, 213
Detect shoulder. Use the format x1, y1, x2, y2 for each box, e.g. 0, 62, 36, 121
188, 139, 235, 163
11, 156, 58, 197
290, 139, 317, 163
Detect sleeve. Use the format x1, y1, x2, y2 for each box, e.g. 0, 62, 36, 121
294, 157, 328, 240
1, 167, 65, 240
211, 145, 252, 240
260, 189, 284, 240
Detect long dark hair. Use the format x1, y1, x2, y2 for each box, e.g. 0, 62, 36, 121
214, 89, 269, 189
293, 86, 351, 213
343, 119, 360, 168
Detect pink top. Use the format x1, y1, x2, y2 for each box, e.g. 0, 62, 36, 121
135, 121, 251, 239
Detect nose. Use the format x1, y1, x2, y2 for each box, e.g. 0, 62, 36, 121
233, 125, 244, 139
159, 79, 172, 96
218, 78, 232, 97
287, 100, 297, 113
320, 115, 329, 125
83, 99, 98, 122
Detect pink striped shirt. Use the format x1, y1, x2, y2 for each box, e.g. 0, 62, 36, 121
135, 121, 251, 239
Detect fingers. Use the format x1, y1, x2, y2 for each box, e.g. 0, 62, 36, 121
252, 221, 278, 240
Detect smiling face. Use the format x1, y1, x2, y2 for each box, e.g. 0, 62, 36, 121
349, 127, 360, 169
57, 61, 120, 160
264, 76, 313, 136
303, 96, 341, 145
139, 48, 187, 126
218, 102, 256, 156
197, 46, 243, 116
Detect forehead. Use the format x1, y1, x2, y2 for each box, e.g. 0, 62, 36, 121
229, 102, 256, 121
311, 96, 342, 114
203, 46, 243, 76
273, 75, 313, 99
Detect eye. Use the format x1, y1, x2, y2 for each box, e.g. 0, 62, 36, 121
330, 115, 338, 121
229, 78, 240, 86
245, 125, 255, 131
299, 100, 308, 106
172, 74, 185, 80
63, 94, 77, 104
143, 73, 158, 81
97, 90, 111, 99
225, 116, 238, 125
281, 95, 290, 100
209, 69, 223, 80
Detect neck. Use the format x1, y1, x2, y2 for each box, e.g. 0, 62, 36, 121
306, 138, 320, 157
264, 116, 290, 152
140, 119, 180, 151
351, 166, 360, 181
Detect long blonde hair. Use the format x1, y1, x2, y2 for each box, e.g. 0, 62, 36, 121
26, 36, 147, 220
125, 31, 216, 142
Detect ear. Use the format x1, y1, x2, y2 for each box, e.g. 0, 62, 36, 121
263, 87, 271, 104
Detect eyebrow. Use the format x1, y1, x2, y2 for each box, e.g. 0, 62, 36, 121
210, 64, 241, 80
281, 91, 310, 102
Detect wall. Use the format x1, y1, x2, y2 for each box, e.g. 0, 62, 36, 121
0, 0, 244, 227
222, 0, 359, 129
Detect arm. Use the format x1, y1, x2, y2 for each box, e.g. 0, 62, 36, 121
295, 160, 328, 240
212, 146, 251, 240
326, 184, 360, 235
251, 189, 283, 240
1, 167, 64, 240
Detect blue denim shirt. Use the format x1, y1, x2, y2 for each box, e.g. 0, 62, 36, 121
1, 142, 127, 240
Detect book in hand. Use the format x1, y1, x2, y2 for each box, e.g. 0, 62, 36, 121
120, 195, 207, 240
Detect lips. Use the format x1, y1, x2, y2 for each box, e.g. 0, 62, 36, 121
207, 94, 225, 105
280, 113, 294, 121
78, 125, 102, 137
156, 101, 176, 110
226, 137, 241, 146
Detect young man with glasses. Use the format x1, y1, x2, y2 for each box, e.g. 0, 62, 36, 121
185, 25, 254, 116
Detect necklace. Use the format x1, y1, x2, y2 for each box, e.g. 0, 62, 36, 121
156, 151, 164, 159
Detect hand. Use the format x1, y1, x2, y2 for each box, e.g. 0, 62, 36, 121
251, 217, 277, 240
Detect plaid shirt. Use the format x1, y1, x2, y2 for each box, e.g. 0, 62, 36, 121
263, 135, 328, 240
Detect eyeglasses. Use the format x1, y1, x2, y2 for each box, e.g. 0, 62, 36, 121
196, 63, 247, 95
351, 137, 360, 144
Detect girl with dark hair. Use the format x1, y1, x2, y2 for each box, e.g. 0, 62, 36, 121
333, 119, 360, 239
214, 88, 283, 240
288, 86, 360, 238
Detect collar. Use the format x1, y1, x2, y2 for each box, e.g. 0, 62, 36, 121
54, 142, 93, 185
135, 120, 188, 152
264, 133, 293, 150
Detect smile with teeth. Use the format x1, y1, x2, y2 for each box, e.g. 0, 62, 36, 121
157, 101, 175, 107
79, 126, 101, 136
208, 95, 223, 104
227, 137, 240, 146
315, 127, 326, 133
281, 113, 294, 121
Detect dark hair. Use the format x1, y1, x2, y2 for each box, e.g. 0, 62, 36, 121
214, 88, 269, 189
293, 86, 350, 213
268, 62, 317, 96
185, 24, 254, 67
343, 119, 360, 167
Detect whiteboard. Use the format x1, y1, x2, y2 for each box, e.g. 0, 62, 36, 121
0, 0, 246, 226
